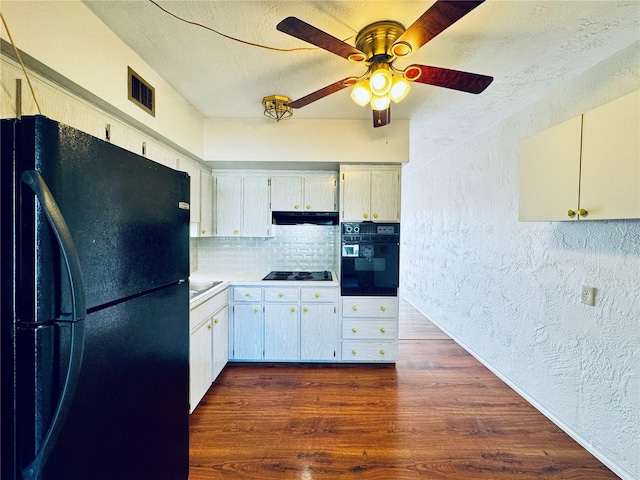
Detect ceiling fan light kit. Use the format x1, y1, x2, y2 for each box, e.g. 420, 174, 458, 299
262, 95, 293, 122
275, 0, 493, 128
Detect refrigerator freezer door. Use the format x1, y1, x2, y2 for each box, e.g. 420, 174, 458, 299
15, 116, 190, 322
18, 283, 189, 480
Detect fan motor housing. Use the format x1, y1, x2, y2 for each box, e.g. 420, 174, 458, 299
355, 21, 405, 63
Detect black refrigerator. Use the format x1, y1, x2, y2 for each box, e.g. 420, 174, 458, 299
1, 116, 190, 480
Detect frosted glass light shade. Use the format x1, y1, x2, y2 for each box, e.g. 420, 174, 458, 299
351, 81, 372, 107
370, 95, 391, 111
389, 76, 411, 103
369, 68, 393, 96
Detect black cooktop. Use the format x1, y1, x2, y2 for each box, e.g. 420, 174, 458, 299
262, 271, 333, 281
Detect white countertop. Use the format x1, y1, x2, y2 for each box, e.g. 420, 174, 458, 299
189, 271, 339, 308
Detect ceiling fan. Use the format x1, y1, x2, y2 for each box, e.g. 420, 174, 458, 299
276, 0, 493, 127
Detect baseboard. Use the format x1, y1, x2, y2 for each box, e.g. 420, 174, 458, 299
400, 294, 635, 480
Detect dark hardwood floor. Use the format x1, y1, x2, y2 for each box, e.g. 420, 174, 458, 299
189, 298, 617, 479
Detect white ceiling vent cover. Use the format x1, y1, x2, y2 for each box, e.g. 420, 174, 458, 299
127, 66, 155, 117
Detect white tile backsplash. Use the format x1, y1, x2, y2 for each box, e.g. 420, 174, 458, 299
194, 224, 338, 273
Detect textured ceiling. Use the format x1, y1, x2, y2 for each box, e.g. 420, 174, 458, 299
81, 1, 639, 138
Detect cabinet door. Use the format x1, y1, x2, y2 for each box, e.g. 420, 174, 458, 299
177, 158, 201, 224
215, 175, 243, 236
300, 304, 337, 361
264, 304, 299, 360
211, 306, 229, 381
199, 169, 213, 236
580, 90, 640, 220
341, 169, 371, 221
189, 319, 212, 413
232, 304, 263, 360
270, 176, 303, 211
519, 116, 582, 221
304, 176, 337, 211
243, 175, 271, 237
370, 169, 400, 221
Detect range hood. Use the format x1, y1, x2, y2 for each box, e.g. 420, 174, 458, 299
272, 211, 339, 225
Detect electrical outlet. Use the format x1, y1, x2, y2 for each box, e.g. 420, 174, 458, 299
581, 285, 596, 306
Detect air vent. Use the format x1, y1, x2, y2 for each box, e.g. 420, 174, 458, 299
127, 67, 155, 116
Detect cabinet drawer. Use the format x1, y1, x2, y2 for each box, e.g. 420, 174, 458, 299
233, 287, 262, 302
341, 297, 398, 318
301, 287, 338, 303
190, 289, 228, 330
264, 287, 299, 302
341, 341, 397, 362
342, 320, 397, 340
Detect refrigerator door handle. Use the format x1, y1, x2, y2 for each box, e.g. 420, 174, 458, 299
22, 169, 86, 321
21, 170, 87, 480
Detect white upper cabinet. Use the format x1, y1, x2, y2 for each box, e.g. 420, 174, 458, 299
520, 90, 639, 221
270, 174, 337, 212
520, 116, 582, 221
214, 174, 243, 236
340, 165, 401, 222
214, 173, 271, 237
580, 90, 639, 220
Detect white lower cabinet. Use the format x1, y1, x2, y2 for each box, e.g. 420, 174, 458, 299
230, 285, 339, 362
189, 287, 229, 413
231, 303, 263, 360
340, 296, 399, 363
264, 304, 299, 360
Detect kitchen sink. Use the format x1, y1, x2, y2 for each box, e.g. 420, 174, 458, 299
189, 280, 223, 300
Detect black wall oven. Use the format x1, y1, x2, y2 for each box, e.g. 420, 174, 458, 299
340, 222, 400, 296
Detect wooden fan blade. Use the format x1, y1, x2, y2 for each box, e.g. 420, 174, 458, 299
277, 17, 367, 61
288, 77, 357, 109
393, 1, 485, 55
373, 107, 391, 128
406, 64, 493, 94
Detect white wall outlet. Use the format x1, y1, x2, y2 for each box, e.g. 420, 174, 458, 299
581, 285, 596, 306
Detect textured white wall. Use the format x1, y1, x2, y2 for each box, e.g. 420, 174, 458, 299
400, 42, 640, 479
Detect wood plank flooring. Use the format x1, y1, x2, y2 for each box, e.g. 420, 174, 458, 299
189, 299, 617, 479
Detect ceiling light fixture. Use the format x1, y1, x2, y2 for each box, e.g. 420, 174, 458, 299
351, 66, 412, 111
262, 95, 293, 122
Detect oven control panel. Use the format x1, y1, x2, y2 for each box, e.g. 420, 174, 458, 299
341, 223, 399, 235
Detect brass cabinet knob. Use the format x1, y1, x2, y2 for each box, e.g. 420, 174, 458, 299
303, 307, 308, 312
233, 229, 239, 235
380, 328, 385, 333
381, 306, 386, 312
294, 204, 299, 209
363, 213, 369, 219
373, 213, 378, 219
352, 327, 357, 333
207, 323, 212, 330
380, 350, 385, 355
352, 305, 357, 311
253, 307, 259, 312
579, 208, 588, 217
315, 293, 320, 298
214, 318, 219, 324
567, 209, 576, 218
279, 292, 284, 297
290, 307, 295, 312
245, 292, 250, 297
351, 349, 357, 355
201, 230, 206, 235
306, 205, 311, 210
